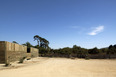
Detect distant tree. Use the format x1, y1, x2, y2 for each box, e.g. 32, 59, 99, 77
34, 45, 39, 49
100, 48, 108, 54
72, 45, 81, 54
108, 45, 116, 54
22, 42, 33, 48
113, 45, 116, 54
88, 47, 99, 54
34, 35, 41, 47
34, 35, 49, 49
114, 44, 116, 48
40, 38, 49, 49
62, 47, 71, 55
108, 45, 113, 49
12, 41, 18, 44
72, 45, 85, 57
33, 35, 50, 56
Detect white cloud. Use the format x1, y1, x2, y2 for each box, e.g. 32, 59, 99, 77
88, 25, 104, 35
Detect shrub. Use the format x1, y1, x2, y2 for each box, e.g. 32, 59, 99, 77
85, 56, 90, 60
19, 57, 26, 63
5, 62, 11, 67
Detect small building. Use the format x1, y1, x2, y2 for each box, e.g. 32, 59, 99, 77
0, 41, 39, 64
27, 47, 39, 58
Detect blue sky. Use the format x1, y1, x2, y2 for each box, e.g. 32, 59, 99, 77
0, 0, 116, 49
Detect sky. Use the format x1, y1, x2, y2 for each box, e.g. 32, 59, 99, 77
0, 0, 116, 49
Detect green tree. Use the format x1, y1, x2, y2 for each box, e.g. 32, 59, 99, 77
22, 42, 33, 48
34, 35, 49, 49
40, 38, 49, 49
34, 35, 41, 47
114, 44, 116, 48
12, 41, 18, 44
88, 47, 99, 54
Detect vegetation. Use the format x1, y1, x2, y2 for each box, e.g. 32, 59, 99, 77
22, 42, 33, 48
33, 35, 50, 56
12, 41, 18, 44
14, 35, 116, 59
43, 45, 116, 59
34, 35, 49, 49
33, 35, 116, 59
5, 62, 11, 67
19, 57, 26, 63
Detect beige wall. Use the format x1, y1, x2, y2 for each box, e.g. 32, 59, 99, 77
30, 47, 39, 57
5, 41, 27, 63
6, 42, 27, 52
0, 41, 39, 64
0, 41, 6, 63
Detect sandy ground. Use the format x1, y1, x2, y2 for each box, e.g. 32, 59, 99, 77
0, 57, 116, 77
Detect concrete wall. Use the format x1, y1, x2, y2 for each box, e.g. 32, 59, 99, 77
0, 41, 39, 64
27, 53, 31, 58
5, 41, 27, 63
30, 47, 39, 57
0, 41, 6, 63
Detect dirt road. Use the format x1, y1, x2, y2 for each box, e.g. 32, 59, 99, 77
0, 57, 116, 77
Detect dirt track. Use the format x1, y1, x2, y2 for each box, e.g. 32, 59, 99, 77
0, 57, 116, 77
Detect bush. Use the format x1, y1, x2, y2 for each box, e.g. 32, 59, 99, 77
5, 62, 11, 67
19, 57, 26, 63
85, 56, 90, 60
27, 58, 31, 60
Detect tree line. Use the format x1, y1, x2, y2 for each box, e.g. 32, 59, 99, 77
12, 35, 116, 59
43, 45, 116, 59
